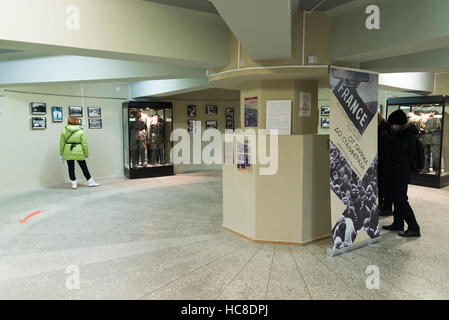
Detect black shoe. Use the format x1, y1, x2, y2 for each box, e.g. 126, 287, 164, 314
382, 224, 404, 231
398, 229, 421, 238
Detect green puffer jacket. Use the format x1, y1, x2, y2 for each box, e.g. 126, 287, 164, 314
59, 125, 89, 160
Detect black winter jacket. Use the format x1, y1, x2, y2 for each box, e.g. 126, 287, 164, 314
384, 123, 418, 183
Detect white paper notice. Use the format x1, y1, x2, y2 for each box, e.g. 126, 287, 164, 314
266, 100, 292, 135
224, 140, 234, 164
299, 92, 312, 117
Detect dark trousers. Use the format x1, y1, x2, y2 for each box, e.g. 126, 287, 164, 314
379, 170, 393, 211
67, 160, 92, 181
388, 180, 420, 231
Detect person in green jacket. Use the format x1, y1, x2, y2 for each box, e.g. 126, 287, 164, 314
59, 116, 100, 189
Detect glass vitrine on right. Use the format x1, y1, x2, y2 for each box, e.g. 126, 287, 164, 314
387, 95, 449, 188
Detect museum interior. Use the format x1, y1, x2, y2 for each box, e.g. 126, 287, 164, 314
1, 0, 449, 300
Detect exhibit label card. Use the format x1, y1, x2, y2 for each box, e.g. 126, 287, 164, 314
266, 100, 292, 135
329, 66, 380, 254
299, 92, 312, 117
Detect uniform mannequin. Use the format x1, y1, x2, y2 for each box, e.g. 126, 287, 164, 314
422, 113, 442, 173
443, 111, 449, 173
130, 111, 147, 168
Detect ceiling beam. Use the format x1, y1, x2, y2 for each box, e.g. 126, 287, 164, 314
0, 56, 206, 86
0, 0, 229, 68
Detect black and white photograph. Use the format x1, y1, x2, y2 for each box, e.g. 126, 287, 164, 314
52, 106, 63, 122
187, 105, 196, 118
88, 119, 102, 129
225, 108, 234, 120
321, 106, 330, 116
88, 107, 102, 118
330, 141, 379, 250
206, 105, 218, 115
321, 118, 330, 128
206, 120, 217, 129
226, 120, 234, 131
69, 106, 83, 117
31, 102, 47, 115
187, 119, 198, 134
31, 117, 47, 129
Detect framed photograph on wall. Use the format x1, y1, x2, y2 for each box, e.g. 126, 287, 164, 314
88, 119, 102, 129
206, 105, 218, 115
226, 120, 234, 131
31, 117, 47, 129
187, 119, 198, 134
225, 108, 234, 120
321, 106, 330, 116
321, 118, 330, 128
31, 102, 47, 115
206, 120, 218, 129
88, 107, 101, 118
52, 106, 63, 122
69, 106, 83, 117
187, 105, 196, 118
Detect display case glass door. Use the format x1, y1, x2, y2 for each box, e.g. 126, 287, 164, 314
386, 96, 448, 188
123, 101, 174, 179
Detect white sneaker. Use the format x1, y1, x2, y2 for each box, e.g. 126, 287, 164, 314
87, 178, 100, 187
71, 180, 78, 189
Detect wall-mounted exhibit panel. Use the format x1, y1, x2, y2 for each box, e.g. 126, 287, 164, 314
123, 101, 174, 179
387, 96, 449, 188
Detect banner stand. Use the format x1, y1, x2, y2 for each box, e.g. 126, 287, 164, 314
327, 236, 381, 257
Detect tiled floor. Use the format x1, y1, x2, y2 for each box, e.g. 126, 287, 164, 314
0, 171, 448, 300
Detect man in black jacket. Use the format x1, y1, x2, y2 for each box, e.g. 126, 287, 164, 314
382, 110, 421, 237
378, 114, 394, 216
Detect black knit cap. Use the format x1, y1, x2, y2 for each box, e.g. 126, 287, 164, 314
387, 109, 408, 126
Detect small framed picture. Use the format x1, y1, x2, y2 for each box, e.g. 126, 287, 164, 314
32, 117, 47, 129
206, 120, 218, 129
31, 102, 47, 115
225, 108, 234, 120
69, 106, 83, 117
321, 118, 330, 128
187, 119, 198, 134
52, 106, 63, 122
187, 105, 196, 118
206, 105, 218, 115
78, 118, 83, 126
89, 119, 102, 129
88, 107, 101, 118
226, 120, 234, 131
321, 106, 330, 116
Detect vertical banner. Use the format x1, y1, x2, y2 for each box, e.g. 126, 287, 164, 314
329, 67, 380, 255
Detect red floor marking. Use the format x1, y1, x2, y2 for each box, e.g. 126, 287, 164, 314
19, 210, 47, 224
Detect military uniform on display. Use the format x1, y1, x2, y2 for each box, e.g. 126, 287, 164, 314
130, 114, 147, 168
148, 116, 165, 165
422, 115, 442, 173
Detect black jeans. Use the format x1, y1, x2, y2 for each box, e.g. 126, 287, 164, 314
388, 180, 420, 231
67, 160, 92, 181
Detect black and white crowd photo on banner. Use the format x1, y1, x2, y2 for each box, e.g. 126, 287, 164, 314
330, 141, 380, 250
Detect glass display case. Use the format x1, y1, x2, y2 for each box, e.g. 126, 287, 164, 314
123, 101, 174, 179
386, 95, 449, 188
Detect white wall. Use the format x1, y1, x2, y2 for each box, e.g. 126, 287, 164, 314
0, 83, 128, 193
